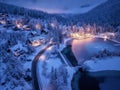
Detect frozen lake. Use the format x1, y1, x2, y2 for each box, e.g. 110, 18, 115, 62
70, 38, 120, 90
72, 38, 120, 64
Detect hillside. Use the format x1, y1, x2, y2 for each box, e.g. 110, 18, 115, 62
0, 2, 68, 24
73, 0, 120, 26
0, 0, 120, 26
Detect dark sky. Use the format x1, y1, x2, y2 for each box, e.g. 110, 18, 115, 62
1, 0, 107, 14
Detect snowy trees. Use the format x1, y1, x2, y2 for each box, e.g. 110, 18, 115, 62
0, 2, 58, 21
24, 68, 32, 81
50, 28, 63, 48
49, 67, 58, 89
58, 65, 69, 86
0, 31, 27, 46
0, 29, 33, 89
42, 61, 48, 77
0, 51, 27, 89
5, 54, 25, 80
93, 49, 120, 59
27, 45, 35, 54
70, 0, 120, 27
49, 65, 69, 90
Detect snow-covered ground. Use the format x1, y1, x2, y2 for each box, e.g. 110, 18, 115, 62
0, 14, 51, 89
0, 39, 47, 90
37, 57, 63, 90
23, 44, 47, 70
0, 4, 120, 90
37, 45, 76, 90
83, 56, 120, 72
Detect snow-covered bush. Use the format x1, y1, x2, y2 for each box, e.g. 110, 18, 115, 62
93, 49, 120, 59
27, 45, 35, 54
49, 65, 69, 90
42, 61, 48, 77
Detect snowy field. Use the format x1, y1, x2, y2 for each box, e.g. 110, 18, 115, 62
83, 56, 120, 72
37, 46, 76, 90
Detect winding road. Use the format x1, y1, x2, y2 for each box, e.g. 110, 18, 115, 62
32, 44, 53, 90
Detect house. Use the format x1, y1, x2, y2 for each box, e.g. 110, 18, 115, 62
23, 25, 31, 30
26, 36, 46, 47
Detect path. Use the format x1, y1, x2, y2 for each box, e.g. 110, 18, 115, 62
32, 44, 53, 90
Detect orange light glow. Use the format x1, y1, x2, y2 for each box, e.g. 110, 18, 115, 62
39, 55, 46, 60
51, 23, 55, 28
0, 20, 6, 24
32, 40, 41, 47
35, 23, 41, 30
47, 46, 52, 51
16, 23, 23, 29
103, 35, 108, 41
85, 33, 94, 38
111, 33, 115, 37
70, 32, 94, 40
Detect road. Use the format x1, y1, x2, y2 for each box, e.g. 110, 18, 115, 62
32, 44, 53, 90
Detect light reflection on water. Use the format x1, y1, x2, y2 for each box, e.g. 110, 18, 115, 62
71, 38, 120, 64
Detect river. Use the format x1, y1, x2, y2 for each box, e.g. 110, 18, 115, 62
62, 38, 120, 90
72, 69, 120, 90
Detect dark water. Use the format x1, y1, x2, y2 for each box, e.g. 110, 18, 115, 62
72, 68, 120, 90
63, 38, 120, 90
61, 45, 78, 66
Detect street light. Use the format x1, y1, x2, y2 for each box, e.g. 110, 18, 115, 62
16, 23, 23, 29
0, 20, 6, 24
51, 23, 55, 28
47, 46, 52, 51
32, 40, 41, 47
39, 55, 46, 60
103, 35, 108, 41
35, 23, 41, 30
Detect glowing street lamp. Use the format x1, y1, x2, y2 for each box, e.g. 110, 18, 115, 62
35, 23, 41, 30
47, 46, 52, 51
103, 35, 108, 41
39, 55, 46, 60
0, 20, 6, 24
111, 33, 115, 37
16, 23, 23, 29
51, 23, 55, 28
32, 40, 41, 47
86, 33, 93, 38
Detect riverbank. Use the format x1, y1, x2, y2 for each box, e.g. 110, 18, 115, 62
83, 56, 120, 72
72, 68, 120, 90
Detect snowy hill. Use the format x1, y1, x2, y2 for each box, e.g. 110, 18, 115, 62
0, 2, 47, 18
0, 2, 68, 24
72, 0, 120, 26
0, 0, 107, 14
0, 0, 119, 26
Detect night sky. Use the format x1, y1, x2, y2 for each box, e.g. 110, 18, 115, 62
1, 0, 107, 14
